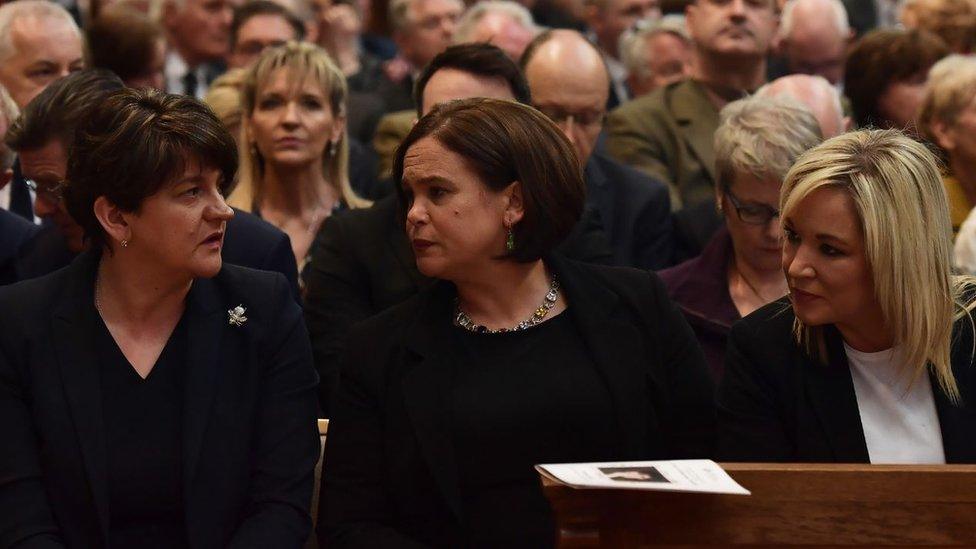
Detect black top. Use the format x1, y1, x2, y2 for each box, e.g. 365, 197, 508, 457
319, 255, 716, 548
451, 312, 616, 547
0, 250, 319, 549
97, 315, 188, 548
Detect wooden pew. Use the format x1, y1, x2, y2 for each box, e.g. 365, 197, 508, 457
542, 463, 976, 547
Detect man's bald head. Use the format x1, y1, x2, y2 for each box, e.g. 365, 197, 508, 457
776, 0, 850, 85
521, 29, 609, 164
757, 74, 847, 138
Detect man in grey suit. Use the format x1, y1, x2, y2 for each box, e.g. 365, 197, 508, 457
606, 0, 777, 254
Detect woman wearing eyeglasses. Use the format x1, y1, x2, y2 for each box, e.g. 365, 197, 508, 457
658, 96, 823, 379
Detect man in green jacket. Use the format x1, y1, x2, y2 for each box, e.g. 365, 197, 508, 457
607, 0, 777, 254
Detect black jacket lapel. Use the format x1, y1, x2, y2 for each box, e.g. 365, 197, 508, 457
802, 327, 870, 462
401, 282, 464, 522
50, 251, 110, 541
548, 255, 649, 458
182, 276, 226, 492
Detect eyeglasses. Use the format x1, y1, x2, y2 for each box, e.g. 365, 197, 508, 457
724, 189, 779, 225
534, 105, 606, 128
24, 178, 66, 201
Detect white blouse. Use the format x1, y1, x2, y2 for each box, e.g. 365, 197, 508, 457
844, 344, 946, 464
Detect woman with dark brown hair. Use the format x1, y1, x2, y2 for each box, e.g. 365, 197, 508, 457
0, 88, 320, 548
318, 98, 715, 548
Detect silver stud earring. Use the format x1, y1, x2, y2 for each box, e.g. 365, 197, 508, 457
328, 141, 338, 157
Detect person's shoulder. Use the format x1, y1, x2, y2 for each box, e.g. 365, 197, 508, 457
731, 297, 796, 341
213, 262, 293, 312
593, 153, 670, 195
0, 259, 77, 322
656, 255, 698, 292
557, 256, 662, 301
324, 194, 397, 237
611, 79, 689, 119
228, 208, 287, 244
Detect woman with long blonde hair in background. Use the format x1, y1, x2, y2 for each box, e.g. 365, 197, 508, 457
229, 42, 369, 273
719, 129, 976, 464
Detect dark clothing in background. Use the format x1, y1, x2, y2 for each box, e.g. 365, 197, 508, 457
0, 208, 38, 285
658, 226, 739, 379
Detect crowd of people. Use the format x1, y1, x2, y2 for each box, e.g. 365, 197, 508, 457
2, 0, 976, 546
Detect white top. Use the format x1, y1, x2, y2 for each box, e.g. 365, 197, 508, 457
955, 206, 976, 274
844, 343, 946, 464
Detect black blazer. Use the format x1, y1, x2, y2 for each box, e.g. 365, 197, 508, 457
0, 207, 38, 285
585, 152, 674, 269
10, 208, 299, 299
303, 194, 614, 415
0, 251, 321, 548
318, 255, 716, 547
718, 299, 976, 463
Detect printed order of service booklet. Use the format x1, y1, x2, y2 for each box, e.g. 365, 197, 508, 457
536, 459, 750, 495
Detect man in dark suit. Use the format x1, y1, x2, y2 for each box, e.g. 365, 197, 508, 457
0, 208, 36, 286
304, 43, 613, 414
606, 0, 778, 255
522, 29, 674, 269
160, 0, 233, 98
5, 70, 299, 295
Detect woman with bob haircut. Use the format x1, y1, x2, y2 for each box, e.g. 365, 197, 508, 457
718, 129, 976, 464
228, 42, 370, 273
318, 98, 716, 548
0, 89, 320, 547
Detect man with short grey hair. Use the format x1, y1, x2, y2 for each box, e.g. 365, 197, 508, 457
161, 0, 234, 98
0, 0, 83, 109
773, 0, 851, 86
619, 15, 693, 97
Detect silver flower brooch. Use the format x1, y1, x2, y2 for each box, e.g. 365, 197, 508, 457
228, 305, 248, 327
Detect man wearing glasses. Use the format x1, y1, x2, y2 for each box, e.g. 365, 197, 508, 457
658, 94, 823, 379
521, 29, 674, 269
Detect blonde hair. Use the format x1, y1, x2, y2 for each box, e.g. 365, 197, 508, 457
714, 94, 823, 191
919, 54, 976, 147
230, 42, 369, 211
780, 129, 976, 402
204, 68, 247, 132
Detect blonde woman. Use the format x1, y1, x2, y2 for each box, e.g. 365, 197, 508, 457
919, 55, 976, 237
229, 42, 369, 272
718, 129, 976, 464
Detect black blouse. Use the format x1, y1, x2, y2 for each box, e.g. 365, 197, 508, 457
97, 314, 188, 549
450, 311, 617, 548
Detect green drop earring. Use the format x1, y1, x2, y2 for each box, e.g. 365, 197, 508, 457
506, 228, 515, 251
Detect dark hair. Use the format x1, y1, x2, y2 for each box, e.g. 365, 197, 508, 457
393, 97, 584, 262
844, 29, 950, 128
230, 0, 305, 49
86, 7, 163, 84
5, 69, 124, 151
412, 43, 531, 117
64, 89, 238, 250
